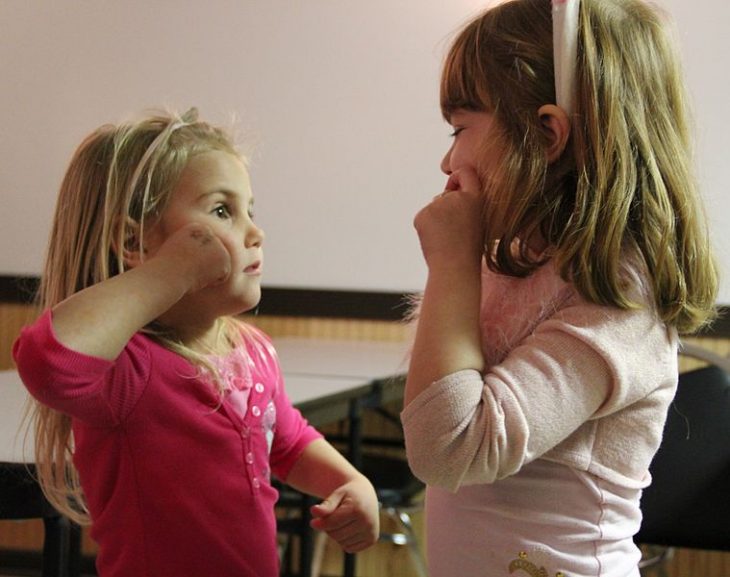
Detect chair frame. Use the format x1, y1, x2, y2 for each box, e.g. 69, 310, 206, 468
636, 341, 730, 574
0, 462, 81, 577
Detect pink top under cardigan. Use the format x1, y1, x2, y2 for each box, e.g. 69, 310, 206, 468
13, 311, 322, 577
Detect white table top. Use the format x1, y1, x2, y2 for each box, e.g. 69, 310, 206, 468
0, 337, 410, 464
273, 337, 409, 380
282, 373, 370, 407
0, 369, 33, 464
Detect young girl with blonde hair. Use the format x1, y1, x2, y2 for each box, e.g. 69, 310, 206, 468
403, 0, 718, 575
14, 108, 379, 577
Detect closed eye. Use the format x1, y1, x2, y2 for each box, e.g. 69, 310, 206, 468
449, 127, 464, 138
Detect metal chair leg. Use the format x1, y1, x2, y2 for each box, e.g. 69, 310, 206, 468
638, 546, 674, 577
309, 531, 328, 577
378, 506, 428, 577
395, 510, 428, 577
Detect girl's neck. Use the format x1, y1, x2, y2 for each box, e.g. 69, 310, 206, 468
154, 311, 230, 355
183, 327, 229, 355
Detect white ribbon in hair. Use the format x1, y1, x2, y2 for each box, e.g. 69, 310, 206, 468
552, 0, 581, 116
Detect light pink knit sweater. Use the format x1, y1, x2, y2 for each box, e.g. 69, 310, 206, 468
401, 261, 677, 576
402, 260, 677, 491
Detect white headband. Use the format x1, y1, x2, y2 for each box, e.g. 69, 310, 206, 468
552, 0, 581, 116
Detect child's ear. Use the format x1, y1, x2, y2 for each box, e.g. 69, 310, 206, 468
538, 104, 571, 163
112, 217, 146, 268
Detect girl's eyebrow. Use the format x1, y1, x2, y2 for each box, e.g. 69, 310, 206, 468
198, 189, 254, 208
198, 188, 237, 201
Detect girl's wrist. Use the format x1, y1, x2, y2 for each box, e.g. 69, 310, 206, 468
427, 251, 482, 276
140, 255, 198, 300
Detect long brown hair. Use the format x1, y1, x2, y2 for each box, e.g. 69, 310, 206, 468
32, 108, 256, 524
441, 0, 717, 334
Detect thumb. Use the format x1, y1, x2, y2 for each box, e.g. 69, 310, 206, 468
444, 172, 461, 191
310, 487, 346, 519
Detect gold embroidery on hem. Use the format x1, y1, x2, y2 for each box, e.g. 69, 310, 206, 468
507, 551, 566, 577
508, 553, 548, 577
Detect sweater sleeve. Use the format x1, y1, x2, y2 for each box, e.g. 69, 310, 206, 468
401, 298, 674, 491
12, 309, 151, 426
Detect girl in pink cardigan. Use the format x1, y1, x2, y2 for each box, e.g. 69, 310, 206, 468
403, 0, 718, 575
14, 108, 378, 577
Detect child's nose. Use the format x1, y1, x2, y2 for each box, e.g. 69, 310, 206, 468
246, 223, 264, 248
440, 148, 452, 175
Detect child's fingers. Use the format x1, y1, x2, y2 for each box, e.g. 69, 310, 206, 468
310, 514, 354, 533
310, 501, 366, 535
178, 223, 232, 286
310, 517, 374, 553
450, 167, 481, 193
444, 172, 461, 191
309, 479, 379, 552
310, 489, 345, 519
187, 223, 215, 244
339, 536, 373, 554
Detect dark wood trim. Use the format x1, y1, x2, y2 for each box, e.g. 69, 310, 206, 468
3, 275, 730, 336
254, 287, 412, 321
0, 275, 413, 321
0, 275, 39, 305
0, 549, 97, 576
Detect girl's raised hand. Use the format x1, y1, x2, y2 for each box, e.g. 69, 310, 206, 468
153, 222, 232, 293
413, 167, 486, 269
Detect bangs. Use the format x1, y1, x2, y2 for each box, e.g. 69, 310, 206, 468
440, 18, 494, 120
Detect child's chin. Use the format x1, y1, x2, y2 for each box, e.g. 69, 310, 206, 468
234, 291, 262, 315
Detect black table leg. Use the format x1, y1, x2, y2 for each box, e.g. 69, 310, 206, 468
342, 398, 364, 577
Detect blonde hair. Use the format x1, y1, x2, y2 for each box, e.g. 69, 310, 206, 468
32, 108, 258, 524
441, 0, 718, 334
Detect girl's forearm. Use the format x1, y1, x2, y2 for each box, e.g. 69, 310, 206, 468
405, 261, 484, 406
51, 258, 191, 361
285, 439, 365, 499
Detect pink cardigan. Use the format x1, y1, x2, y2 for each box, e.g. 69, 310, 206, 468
13, 311, 321, 577
402, 260, 678, 491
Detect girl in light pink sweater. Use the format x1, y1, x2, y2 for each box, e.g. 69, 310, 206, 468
403, 1, 718, 575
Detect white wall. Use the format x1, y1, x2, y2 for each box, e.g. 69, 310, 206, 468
1, 1, 728, 300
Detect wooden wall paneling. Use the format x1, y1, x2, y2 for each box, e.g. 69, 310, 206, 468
246, 314, 411, 342
0, 303, 39, 370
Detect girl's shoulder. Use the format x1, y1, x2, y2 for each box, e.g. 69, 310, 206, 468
481, 260, 575, 362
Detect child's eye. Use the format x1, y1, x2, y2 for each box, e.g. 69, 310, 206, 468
449, 127, 464, 138
212, 204, 231, 219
